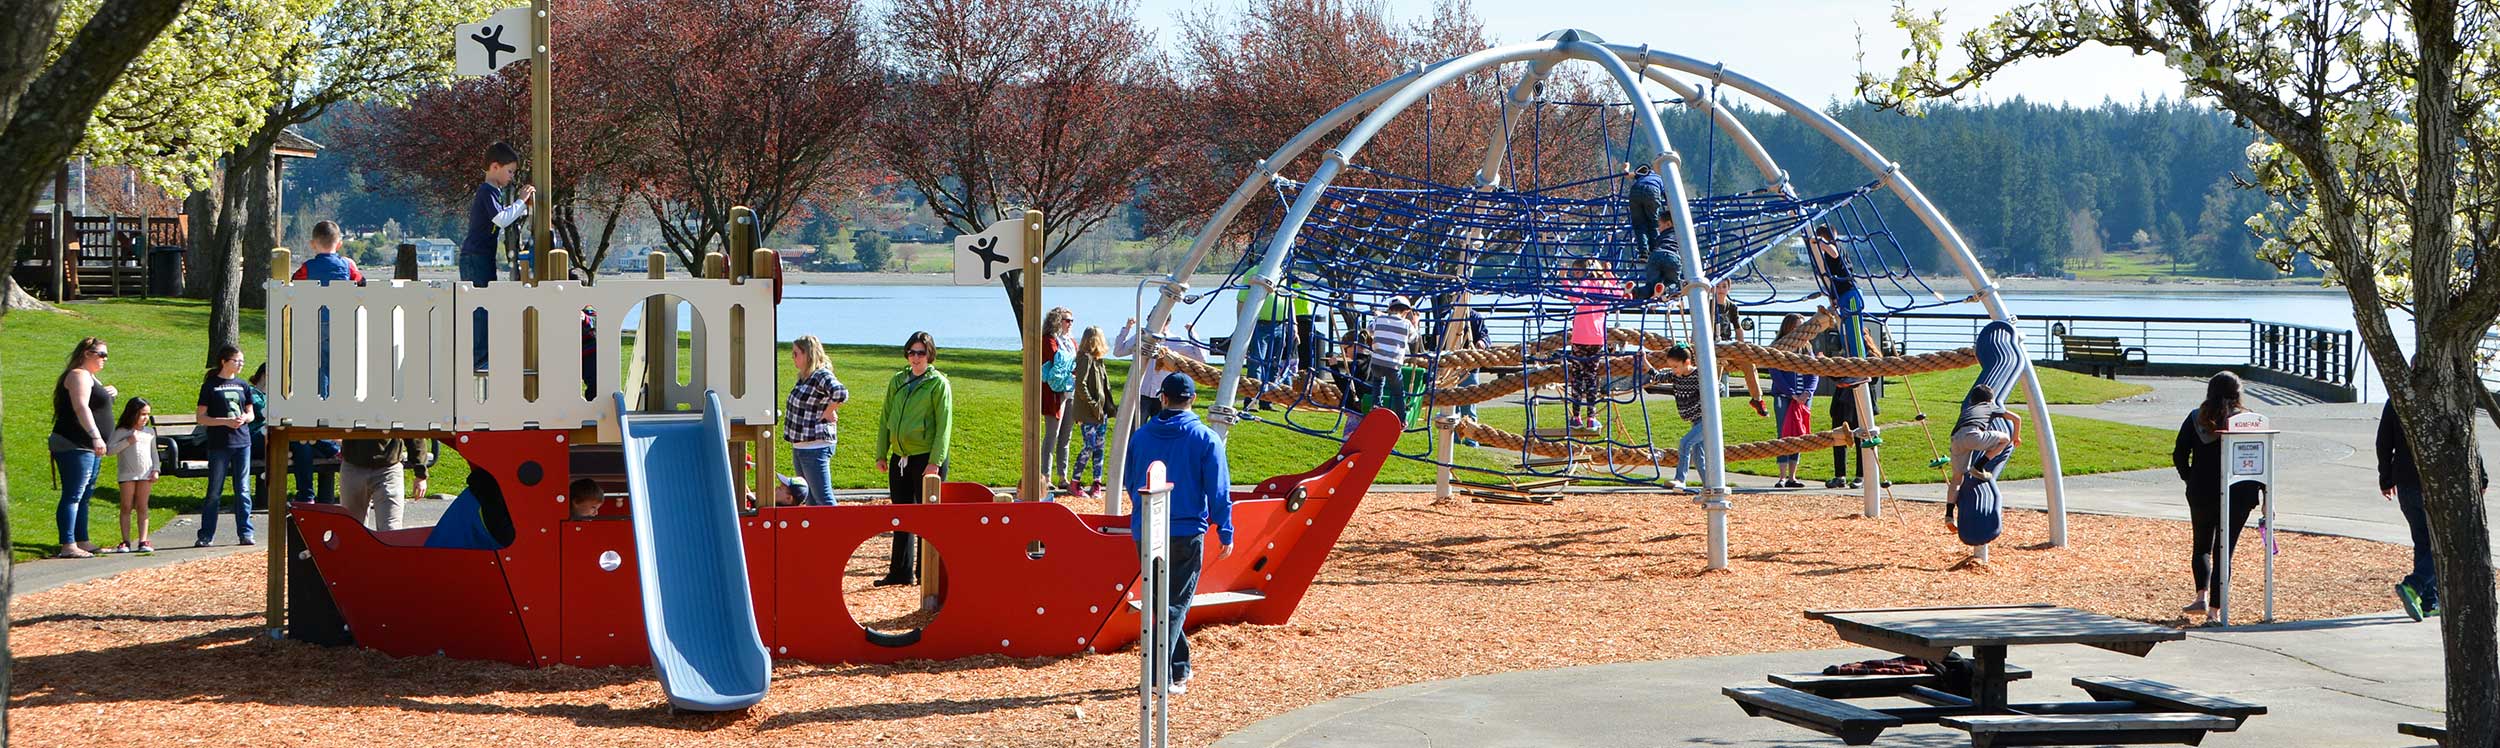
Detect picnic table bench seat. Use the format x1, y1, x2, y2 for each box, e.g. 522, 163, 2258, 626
2399, 721, 2448, 745
1722, 685, 1901, 746
1942, 712, 2241, 748
1769, 664, 2032, 698
2073, 676, 2266, 719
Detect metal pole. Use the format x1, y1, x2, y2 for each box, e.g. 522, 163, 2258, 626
2262, 485, 2276, 622
1138, 462, 1172, 748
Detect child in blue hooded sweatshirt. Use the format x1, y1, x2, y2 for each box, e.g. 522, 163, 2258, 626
1125, 372, 1233, 696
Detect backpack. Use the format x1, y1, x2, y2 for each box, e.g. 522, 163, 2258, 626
1043, 347, 1075, 392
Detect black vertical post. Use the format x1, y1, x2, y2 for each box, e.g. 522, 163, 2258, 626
395, 242, 418, 281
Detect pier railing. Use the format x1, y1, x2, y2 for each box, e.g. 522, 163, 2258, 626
1450, 304, 2358, 401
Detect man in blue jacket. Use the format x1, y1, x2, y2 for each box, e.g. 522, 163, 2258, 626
1126, 372, 1232, 695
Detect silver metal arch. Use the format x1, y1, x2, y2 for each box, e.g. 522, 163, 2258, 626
1106, 35, 2067, 556
1605, 43, 2068, 547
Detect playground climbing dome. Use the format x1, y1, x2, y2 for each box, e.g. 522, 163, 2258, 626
1105, 30, 2070, 569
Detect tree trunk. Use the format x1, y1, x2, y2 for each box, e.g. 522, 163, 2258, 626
206, 134, 277, 360
183, 186, 218, 299
0, 291, 13, 745
2399, 345, 2500, 748
240, 141, 277, 310
205, 152, 251, 362
1000, 268, 1029, 331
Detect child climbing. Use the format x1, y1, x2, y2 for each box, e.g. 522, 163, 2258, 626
1944, 384, 2022, 500
1567, 257, 1613, 431
1626, 163, 1681, 301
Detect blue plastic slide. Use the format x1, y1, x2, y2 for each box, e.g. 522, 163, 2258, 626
613, 391, 771, 711
1952, 321, 2025, 546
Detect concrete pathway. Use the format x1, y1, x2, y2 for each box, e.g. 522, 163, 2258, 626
1219, 376, 2484, 747
1216, 613, 2448, 748
17, 497, 453, 595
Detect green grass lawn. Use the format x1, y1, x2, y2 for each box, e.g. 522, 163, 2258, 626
1468, 365, 2165, 484
2, 299, 2161, 560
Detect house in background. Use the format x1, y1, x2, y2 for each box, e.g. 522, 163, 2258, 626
408, 238, 456, 267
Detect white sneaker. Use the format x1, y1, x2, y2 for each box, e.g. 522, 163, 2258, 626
1167, 681, 1188, 696
1668, 480, 1687, 490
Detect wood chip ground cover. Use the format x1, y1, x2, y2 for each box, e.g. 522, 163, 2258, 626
11, 491, 2409, 747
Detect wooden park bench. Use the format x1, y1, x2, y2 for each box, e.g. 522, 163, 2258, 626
2399, 721, 2448, 745
2058, 334, 2148, 379
1942, 713, 2241, 748
1722, 685, 1901, 746
1768, 664, 2032, 699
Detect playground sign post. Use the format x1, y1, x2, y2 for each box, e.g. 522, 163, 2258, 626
452, 4, 554, 282
1137, 461, 1173, 748
2213, 410, 2278, 624
955, 211, 1048, 501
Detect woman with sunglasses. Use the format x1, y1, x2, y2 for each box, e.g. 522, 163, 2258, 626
871, 331, 953, 586
49, 337, 116, 558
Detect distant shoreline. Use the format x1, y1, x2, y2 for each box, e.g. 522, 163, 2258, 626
780, 270, 2345, 296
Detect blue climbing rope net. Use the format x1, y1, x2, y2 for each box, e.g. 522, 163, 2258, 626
1173, 93, 1959, 488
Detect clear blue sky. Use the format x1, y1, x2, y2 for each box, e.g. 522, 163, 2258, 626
1128, 0, 2187, 108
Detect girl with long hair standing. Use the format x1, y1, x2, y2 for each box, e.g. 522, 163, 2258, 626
195, 344, 257, 547
784, 335, 849, 505
1040, 307, 1078, 495
49, 337, 115, 558
106, 398, 162, 553
1069, 326, 1116, 498
2172, 371, 2262, 614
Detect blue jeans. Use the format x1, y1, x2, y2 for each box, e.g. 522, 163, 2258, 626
1247, 320, 1291, 387
199, 444, 256, 543
792, 445, 835, 505
1676, 421, 1707, 483
1159, 533, 1206, 684
292, 440, 339, 504
459, 252, 497, 369
2396, 483, 2439, 605
54, 449, 99, 545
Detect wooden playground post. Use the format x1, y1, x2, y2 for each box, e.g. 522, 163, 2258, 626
919, 473, 945, 611
527, 0, 553, 282
265, 252, 293, 637
1019, 209, 1044, 502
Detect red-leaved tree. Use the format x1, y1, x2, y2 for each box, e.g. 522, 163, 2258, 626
596, 0, 882, 269
874, 0, 1185, 324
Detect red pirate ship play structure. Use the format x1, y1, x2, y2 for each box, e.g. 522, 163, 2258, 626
260, 241, 1393, 711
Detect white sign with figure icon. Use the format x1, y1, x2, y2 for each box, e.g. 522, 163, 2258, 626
455, 7, 535, 77
954, 216, 1028, 286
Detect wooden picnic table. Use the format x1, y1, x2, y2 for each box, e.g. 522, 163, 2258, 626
1725, 604, 2260, 747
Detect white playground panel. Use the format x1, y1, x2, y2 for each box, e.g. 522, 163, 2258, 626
263, 277, 779, 431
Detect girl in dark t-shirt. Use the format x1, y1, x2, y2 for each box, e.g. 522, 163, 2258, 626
194, 345, 257, 546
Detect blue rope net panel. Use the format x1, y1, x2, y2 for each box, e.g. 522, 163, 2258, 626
1192, 163, 1958, 490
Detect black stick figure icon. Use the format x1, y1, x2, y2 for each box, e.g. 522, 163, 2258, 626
472, 24, 518, 70
967, 236, 1009, 279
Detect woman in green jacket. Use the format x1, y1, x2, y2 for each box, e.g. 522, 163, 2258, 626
872, 330, 953, 586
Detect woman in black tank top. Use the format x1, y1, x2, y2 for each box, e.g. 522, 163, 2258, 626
50, 337, 113, 558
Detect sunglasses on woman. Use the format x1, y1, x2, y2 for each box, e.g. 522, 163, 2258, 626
905, 348, 930, 358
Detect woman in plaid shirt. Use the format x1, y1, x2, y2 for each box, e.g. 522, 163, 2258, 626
785, 335, 848, 505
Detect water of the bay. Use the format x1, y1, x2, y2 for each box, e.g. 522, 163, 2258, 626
758, 280, 2415, 400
